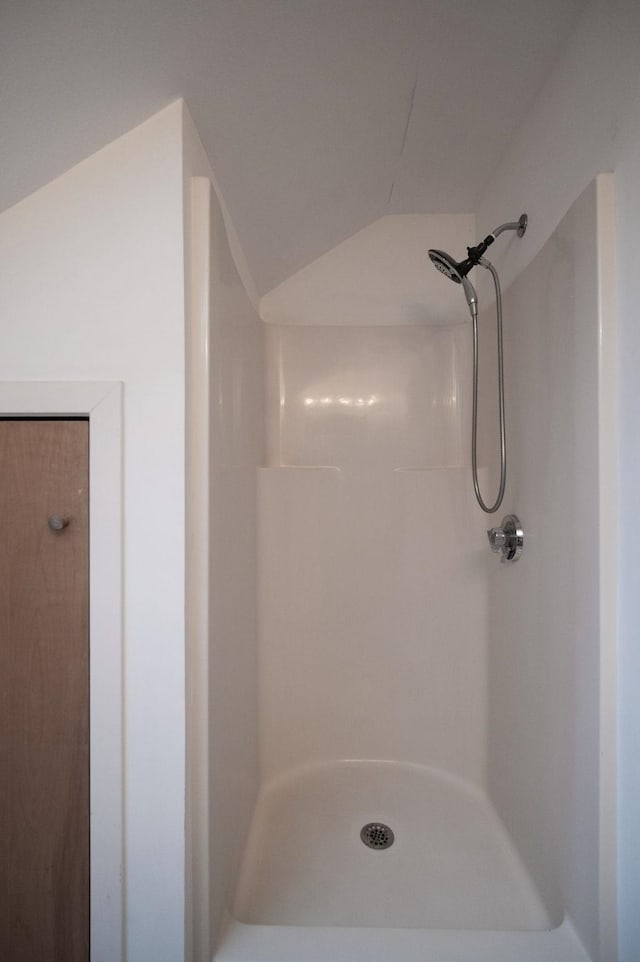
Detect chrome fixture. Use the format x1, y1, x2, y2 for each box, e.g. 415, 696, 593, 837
427, 215, 527, 322
487, 514, 524, 563
428, 214, 527, 513
360, 822, 395, 850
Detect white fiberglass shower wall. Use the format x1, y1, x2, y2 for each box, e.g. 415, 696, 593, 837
193, 183, 616, 962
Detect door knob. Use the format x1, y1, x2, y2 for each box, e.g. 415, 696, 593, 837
48, 515, 70, 532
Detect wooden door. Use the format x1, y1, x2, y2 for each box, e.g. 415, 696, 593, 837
0, 419, 89, 962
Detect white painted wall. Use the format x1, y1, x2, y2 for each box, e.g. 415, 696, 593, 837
482, 179, 614, 960
0, 104, 187, 961
0, 0, 586, 296
476, 3, 640, 956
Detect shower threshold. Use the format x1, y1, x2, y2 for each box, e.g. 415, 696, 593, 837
215, 761, 592, 961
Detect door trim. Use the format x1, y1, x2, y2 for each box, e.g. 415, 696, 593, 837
0, 381, 123, 962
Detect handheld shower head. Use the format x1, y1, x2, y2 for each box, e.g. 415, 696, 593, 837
426, 214, 527, 515
427, 249, 471, 284
427, 213, 527, 320
461, 276, 478, 320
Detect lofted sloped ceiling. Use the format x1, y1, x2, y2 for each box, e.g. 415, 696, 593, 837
1, 0, 586, 295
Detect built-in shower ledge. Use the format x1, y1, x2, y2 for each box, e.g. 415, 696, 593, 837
214, 915, 592, 962
260, 465, 342, 472
258, 464, 474, 472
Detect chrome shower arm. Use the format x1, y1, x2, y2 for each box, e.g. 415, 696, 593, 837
462, 214, 528, 272
491, 214, 528, 239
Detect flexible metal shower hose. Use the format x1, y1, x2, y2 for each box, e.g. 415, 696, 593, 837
471, 258, 506, 513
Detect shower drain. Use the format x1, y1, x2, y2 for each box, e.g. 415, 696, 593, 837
360, 822, 394, 850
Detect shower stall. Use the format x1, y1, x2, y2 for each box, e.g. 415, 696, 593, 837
187, 174, 617, 962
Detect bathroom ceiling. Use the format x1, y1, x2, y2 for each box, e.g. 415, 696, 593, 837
1, 0, 586, 294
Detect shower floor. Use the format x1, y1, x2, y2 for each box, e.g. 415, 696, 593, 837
231, 760, 551, 931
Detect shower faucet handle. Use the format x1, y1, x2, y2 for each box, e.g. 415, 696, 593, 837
487, 527, 507, 550
487, 514, 523, 563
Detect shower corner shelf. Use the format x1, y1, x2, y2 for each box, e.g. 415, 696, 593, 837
259, 464, 342, 472
260, 463, 473, 472
394, 464, 471, 473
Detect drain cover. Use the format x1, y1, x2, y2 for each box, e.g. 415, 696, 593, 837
360, 822, 394, 850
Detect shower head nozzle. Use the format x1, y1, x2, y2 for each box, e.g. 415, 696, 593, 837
427, 249, 466, 284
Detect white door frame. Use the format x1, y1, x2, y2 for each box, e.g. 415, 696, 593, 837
0, 381, 124, 962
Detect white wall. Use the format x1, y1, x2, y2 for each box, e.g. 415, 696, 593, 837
0, 104, 187, 961
476, 3, 639, 957
476, 0, 639, 295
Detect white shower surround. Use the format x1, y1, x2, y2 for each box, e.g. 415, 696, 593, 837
193, 182, 617, 962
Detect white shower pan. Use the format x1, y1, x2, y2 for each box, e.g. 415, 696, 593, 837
215, 761, 591, 962
233, 761, 548, 930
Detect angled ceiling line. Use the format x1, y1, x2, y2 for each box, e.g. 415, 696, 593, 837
387, 73, 419, 207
